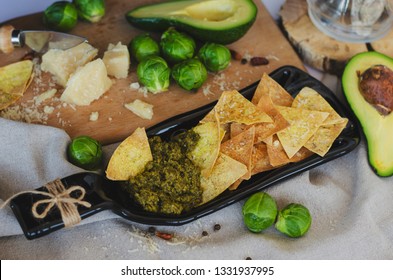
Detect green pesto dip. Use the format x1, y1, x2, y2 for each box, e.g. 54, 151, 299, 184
125, 130, 202, 215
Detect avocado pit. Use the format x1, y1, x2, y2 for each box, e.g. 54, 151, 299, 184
359, 65, 393, 115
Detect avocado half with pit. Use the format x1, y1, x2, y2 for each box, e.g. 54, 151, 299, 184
125, 0, 257, 44
342, 51, 393, 177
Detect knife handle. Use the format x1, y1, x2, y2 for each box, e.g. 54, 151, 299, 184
0, 25, 15, 54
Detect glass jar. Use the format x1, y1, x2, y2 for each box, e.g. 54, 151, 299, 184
307, 0, 393, 43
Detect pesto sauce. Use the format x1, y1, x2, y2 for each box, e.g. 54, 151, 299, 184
127, 131, 202, 215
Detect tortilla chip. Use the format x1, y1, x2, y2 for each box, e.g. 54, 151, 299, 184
0, 60, 34, 110
252, 72, 294, 107
267, 135, 314, 166
200, 153, 247, 204
220, 123, 231, 142
251, 142, 274, 175
230, 100, 289, 145
304, 120, 348, 156
190, 111, 222, 176
230, 128, 274, 172
201, 90, 272, 125
266, 135, 291, 167
276, 106, 329, 158
228, 178, 243, 191
292, 87, 345, 125
220, 126, 255, 179
261, 135, 273, 145
106, 127, 153, 181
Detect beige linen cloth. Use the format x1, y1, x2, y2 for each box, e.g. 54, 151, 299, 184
1, 77, 393, 259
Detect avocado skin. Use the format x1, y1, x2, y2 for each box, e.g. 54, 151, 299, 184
342, 51, 393, 177
125, 0, 257, 44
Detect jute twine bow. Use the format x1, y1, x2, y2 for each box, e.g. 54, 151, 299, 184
0, 179, 91, 227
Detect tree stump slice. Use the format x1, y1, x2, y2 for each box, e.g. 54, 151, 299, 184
280, 0, 368, 75
370, 29, 393, 58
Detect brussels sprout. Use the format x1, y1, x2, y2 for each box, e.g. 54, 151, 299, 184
137, 56, 170, 94
172, 58, 207, 91
129, 34, 160, 63
73, 0, 105, 23
43, 1, 78, 32
275, 203, 312, 238
242, 192, 278, 233
160, 28, 196, 64
198, 42, 231, 72
67, 135, 103, 170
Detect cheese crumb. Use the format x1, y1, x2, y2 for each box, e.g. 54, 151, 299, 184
43, 105, 55, 114
34, 88, 57, 105
89, 111, 99, 121
129, 82, 140, 90
124, 99, 154, 120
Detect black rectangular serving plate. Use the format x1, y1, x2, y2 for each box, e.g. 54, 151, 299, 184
10, 66, 361, 239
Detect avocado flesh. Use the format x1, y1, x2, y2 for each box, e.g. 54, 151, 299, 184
126, 0, 257, 44
342, 51, 393, 176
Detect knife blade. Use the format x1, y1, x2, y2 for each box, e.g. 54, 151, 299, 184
0, 25, 87, 54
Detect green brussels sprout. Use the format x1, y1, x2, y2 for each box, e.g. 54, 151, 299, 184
137, 56, 170, 94
198, 42, 231, 72
160, 28, 196, 64
275, 203, 312, 238
43, 1, 78, 32
129, 34, 160, 63
67, 135, 103, 170
73, 0, 105, 23
172, 58, 207, 91
242, 192, 278, 233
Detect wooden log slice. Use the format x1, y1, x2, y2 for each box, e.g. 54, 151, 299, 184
280, 0, 368, 75
370, 29, 393, 58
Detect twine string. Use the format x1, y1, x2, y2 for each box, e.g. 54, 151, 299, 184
0, 178, 91, 227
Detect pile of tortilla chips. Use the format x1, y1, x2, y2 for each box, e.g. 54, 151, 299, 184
0, 60, 34, 110
106, 73, 348, 208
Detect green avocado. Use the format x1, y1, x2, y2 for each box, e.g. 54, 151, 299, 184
125, 0, 257, 44
342, 51, 393, 177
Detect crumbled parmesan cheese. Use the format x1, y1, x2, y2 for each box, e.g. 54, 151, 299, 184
138, 86, 149, 97
130, 82, 140, 90
43, 105, 55, 114
89, 111, 99, 121
124, 99, 153, 120
34, 88, 57, 105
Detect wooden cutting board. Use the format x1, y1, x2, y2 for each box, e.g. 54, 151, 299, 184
0, 0, 304, 145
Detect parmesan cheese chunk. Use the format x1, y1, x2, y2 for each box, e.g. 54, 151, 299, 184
102, 42, 130, 79
124, 99, 154, 120
61, 59, 112, 106
41, 42, 98, 87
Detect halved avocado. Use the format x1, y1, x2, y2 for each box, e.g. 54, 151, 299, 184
342, 51, 393, 176
125, 0, 257, 44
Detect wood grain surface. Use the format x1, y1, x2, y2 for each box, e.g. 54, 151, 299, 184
0, 0, 304, 145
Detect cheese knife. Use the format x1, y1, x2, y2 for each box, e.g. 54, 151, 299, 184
0, 25, 87, 54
